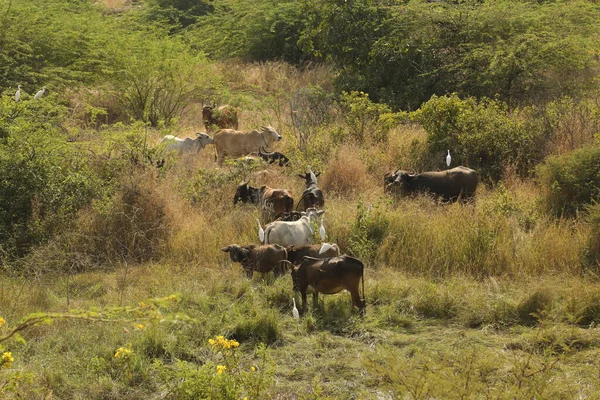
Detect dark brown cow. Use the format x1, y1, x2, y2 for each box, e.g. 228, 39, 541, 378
202, 104, 239, 132
296, 172, 325, 211
385, 166, 478, 202
291, 255, 365, 314
221, 244, 288, 278
286, 244, 340, 266
233, 182, 293, 220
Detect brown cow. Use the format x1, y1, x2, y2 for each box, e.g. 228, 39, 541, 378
291, 255, 366, 314
233, 182, 293, 220
221, 244, 289, 279
286, 244, 340, 266
202, 104, 239, 132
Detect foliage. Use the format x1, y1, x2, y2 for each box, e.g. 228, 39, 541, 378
186, 0, 308, 64
109, 30, 218, 127
348, 200, 389, 264
537, 144, 600, 218
414, 94, 543, 180
337, 91, 399, 143
0, 97, 104, 259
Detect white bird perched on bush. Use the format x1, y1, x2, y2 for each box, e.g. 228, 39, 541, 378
34, 86, 46, 100
446, 150, 452, 167
257, 219, 265, 243
292, 298, 300, 319
15, 85, 21, 102
319, 216, 326, 242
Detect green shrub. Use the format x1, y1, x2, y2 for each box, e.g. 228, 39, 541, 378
537, 144, 600, 217
413, 94, 543, 180
0, 98, 103, 259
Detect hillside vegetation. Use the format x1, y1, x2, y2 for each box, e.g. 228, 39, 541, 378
2, 0, 600, 398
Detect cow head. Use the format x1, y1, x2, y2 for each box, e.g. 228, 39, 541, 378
221, 244, 252, 263
392, 171, 415, 195
260, 126, 282, 143
297, 172, 321, 187
195, 132, 214, 151
233, 181, 260, 205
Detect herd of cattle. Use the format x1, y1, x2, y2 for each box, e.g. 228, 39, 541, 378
160, 105, 480, 316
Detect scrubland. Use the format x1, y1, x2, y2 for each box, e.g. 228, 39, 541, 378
3, 0, 600, 398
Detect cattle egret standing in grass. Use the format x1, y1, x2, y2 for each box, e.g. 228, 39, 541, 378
319, 217, 326, 242
257, 219, 265, 243
446, 150, 452, 167
34, 86, 46, 100
292, 298, 300, 319
15, 85, 21, 102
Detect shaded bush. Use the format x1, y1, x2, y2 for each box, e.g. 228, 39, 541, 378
537, 144, 600, 217
414, 94, 543, 181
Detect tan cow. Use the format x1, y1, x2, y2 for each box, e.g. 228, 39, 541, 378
213, 126, 282, 164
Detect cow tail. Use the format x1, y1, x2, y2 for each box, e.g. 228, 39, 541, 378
361, 265, 365, 305
295, 192, 309, 211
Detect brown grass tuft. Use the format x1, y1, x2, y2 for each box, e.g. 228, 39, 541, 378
321, 144, 371, 197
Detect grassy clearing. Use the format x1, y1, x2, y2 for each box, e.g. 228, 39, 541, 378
2, 264, 600, 398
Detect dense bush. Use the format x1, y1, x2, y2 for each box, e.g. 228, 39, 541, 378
0, 97, 103, 259
537, 144, 600, 218
414, 94, 543, 180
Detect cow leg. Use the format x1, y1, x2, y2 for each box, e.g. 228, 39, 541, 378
245, 268, 253, 279
350, 289, 366, 314
312, 291, 319, 311
300, 289, 308, 314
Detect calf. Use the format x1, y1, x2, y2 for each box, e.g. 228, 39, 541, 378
286, 244, 340, 266
296, 172, 325, 211
221, 244, 288, 279
258, 146, 290, 167
233, 182, 293, 220
291, 255, 366, 314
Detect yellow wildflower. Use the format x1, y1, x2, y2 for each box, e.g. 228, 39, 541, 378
114, 347, 133, 359
135, 323, 145, 330
2, 352, 14, 369
250, 366, 256, 372
0, 317, 5, 328
216, 365, 226, 374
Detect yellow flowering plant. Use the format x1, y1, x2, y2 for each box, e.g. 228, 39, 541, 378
1, 351, 14, 369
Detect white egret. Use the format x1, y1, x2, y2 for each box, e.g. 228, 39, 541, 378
292, 298, 300, 319
446, 150, 452, 167
33, 86, 46, 100
319, 216, 326, 242
310, 169, 317, 184
319, 242, 334, 254
257, 219, 265, 243
15, 85, 21, 102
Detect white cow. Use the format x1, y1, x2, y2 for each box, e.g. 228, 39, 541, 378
263, 208, 324, 247
160, 133, 214, 154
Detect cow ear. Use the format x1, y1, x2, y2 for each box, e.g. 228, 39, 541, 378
315, 172, 321, 177
221, 246, 230, 253
297, 174, 306, 179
